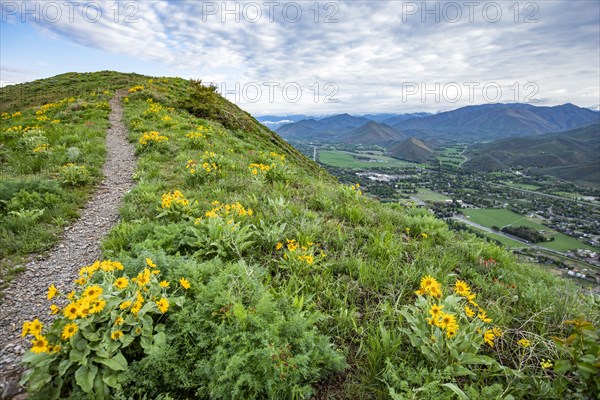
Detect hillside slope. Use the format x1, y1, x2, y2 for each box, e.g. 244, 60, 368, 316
392, 103, 599, 140
340, 121, 406, 145
2, 73, 598, 399
277, 113, 369, 139
465, 123, 600, 184
387, 137, 434, 163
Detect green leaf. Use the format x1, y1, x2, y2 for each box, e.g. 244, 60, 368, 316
121, 333, 135, 348
443, 382, 468, 400
450, 364, 476, 377
69, 346, 90, 364
96, 351, 128, 371
75, 364, 98, 393
461, 353, 495, 366
58, 359, 74, 375
22, 351, 49, 365
576, 361, 597, 376
101, 371, 121, 388
553, 359, 572, 374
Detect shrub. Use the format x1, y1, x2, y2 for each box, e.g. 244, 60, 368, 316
138, 131, 169, 152
20, 259, 187, 399
400, 276, 502, 378
123, 260, 346, 399
551, 318, 600, 397
59, 163, 91, 186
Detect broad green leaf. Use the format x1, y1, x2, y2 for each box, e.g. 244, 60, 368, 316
443, 382, 468, 400
461, 354, 495, 365
450, 364, 475, 377
58, 359, 74, 375
75, 364, 98, 393
95, 351, 128, 371
576, 361, 597, 376
553, 359, 571, 374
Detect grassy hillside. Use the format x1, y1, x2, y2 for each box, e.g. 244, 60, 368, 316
4, 73, 599, 399
0, 72, 151, 288
464, 123, 600, 184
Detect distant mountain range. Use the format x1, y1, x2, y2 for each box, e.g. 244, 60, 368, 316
274, 103, 599, 144
464, 123, 600, 185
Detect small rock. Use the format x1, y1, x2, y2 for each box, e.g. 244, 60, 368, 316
1, 380, 21, 399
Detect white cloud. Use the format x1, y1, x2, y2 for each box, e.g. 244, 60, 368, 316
5, 0, 600, 114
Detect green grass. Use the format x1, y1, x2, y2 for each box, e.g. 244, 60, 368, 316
466, 225, 527, 249
0, 73, 154, 293
436, 155, 462, 165
318, 150, 416, 168
553, 191, 598, 202
461, 208, 595, 251
9, 73, 600, 399
414, 188, 451, 202
503, 182, 540, 191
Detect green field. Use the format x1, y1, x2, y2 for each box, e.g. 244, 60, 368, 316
414, 188, 450, 202
461, 209, 544, 230
318, 150, 416, 168
466, 225, 526, 249
503, 182, 540, 191
461, 208, 595, 251
436, 155, 462, 165
553, 191, 598, 202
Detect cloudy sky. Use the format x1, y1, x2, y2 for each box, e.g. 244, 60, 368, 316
1, 0, 599, 115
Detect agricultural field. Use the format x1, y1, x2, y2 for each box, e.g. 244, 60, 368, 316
465, 225, 527, 249
413, 188, 451, 202
435, 146, 466, 166
318, 150, 415, 168
461, 208, 595, 251
502, 181, 540, 191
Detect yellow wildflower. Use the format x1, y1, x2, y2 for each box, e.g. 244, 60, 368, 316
484, 329, 495, 347
61, 323, 78, 340
89, 299, 106, 314
453, 280, 471, 297
159, 280, 170, 288
63, 303, 80, 320
47, 284, 58, 300
31, 336, 48, 354
156, 298, 169, 314
111, 330, 124, 340
114, 277, 129, 290
180, 277, 190, 290
83, 285, 103, 299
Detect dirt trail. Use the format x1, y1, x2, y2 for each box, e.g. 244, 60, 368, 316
0, 91, 135, 397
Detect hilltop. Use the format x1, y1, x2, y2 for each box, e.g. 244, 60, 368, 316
0, 72, 598, 399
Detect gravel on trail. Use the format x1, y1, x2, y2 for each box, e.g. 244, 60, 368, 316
0, 91, 136, 397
